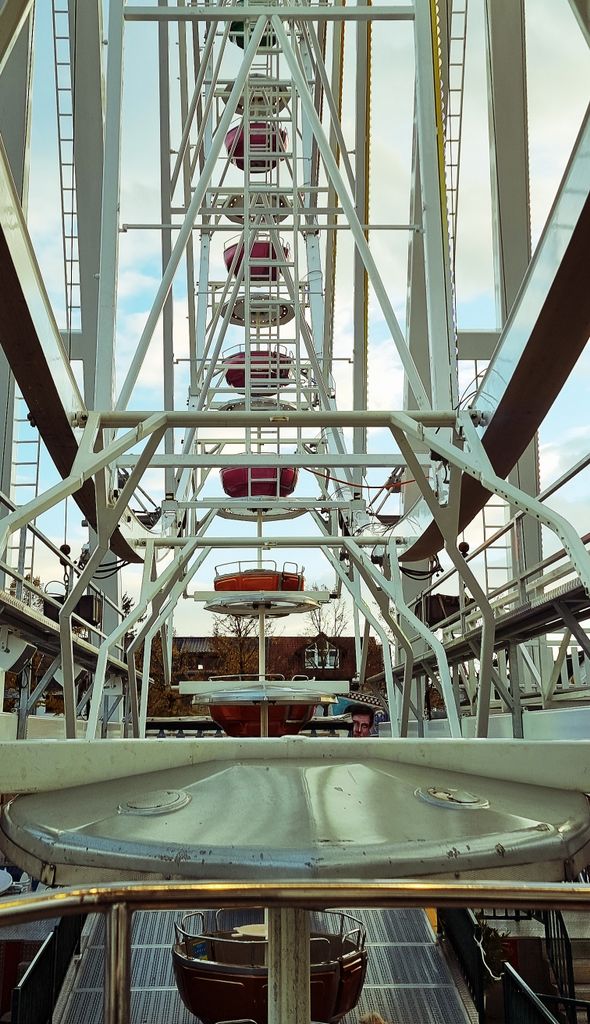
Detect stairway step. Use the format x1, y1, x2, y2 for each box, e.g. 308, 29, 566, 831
573, 960, 590, 984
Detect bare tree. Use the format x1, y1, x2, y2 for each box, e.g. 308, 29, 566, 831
135, 633, 197, 717
304, 587, 349, 638
210, 614, 274, 676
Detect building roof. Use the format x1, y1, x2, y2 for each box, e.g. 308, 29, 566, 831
174, 637, 216, 654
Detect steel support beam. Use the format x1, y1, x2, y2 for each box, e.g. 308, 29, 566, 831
484, 0, 541, 578
0, 0, 33, 75
267, 908, 310, 1024
70, 0, 104, 405
124, 5, 415, 21
413, 0, 457, 409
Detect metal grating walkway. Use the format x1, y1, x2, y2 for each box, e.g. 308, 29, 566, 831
58, 908, 473, 1024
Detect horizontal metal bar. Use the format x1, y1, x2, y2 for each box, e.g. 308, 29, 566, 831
96, 410, 459, 428
117, 454, 416, 468
120, 222, 420, 232
176, 498, 366, 509
124, 6, 415, 22
132, 535, 408, 548
190, 589, 331, 600
1, 879, 590, 931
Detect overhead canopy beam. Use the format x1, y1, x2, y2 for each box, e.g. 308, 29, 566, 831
0, 0, 33, 75
402, 109, 590, 560
568, 0, 590, 45
0, 140, 137, 562
124, 5, 415, 21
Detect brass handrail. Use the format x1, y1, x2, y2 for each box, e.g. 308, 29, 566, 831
3, 878, 590, 926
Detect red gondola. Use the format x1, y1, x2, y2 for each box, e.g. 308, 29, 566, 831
220, 465, 298, 499
213, 560, 305, 592
225, 121, 287, 172
210, 702, 314, 738
223, 238, 290, 282
173, 909, 368, 1024
224, 346, 291, 390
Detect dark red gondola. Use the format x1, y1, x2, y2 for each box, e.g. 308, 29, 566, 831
224, 347, 291, 390
223, 238, 290, 282
221, 465, 298, 499
210, 702, 314, 738
225, 121, 287, 172
173, 909, 368, 1024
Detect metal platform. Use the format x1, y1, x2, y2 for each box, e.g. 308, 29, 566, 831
58, 908, 472, 1024
3, 740, 590, 885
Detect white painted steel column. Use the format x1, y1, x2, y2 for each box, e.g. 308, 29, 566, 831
70, 0, 104, 404
95, 0, 124, 410
158, 1, 175, 496
267, 907, 311, 1024
484, 0, 542, 590
412, 0, 457, 409
296, 32, 324, 362
353, 1, 370, 462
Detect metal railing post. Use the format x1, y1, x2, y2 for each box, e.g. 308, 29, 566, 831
105, 902, 131, 1024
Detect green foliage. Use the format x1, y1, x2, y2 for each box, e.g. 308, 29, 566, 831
475, 914, 511, 985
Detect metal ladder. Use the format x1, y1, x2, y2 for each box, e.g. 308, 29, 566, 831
8, 393, 41, 584
445, 0, 469, 264
481, 495, 512, 595
51, 0, 81, 335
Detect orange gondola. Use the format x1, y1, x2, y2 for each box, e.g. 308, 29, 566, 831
213, 560, 304, 592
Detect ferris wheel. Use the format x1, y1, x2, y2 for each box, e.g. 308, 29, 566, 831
0, 0, 588, 896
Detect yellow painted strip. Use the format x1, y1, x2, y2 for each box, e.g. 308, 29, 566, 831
425, 906, 438, 931
364, 1, 372, 356
429, 0, 451, 253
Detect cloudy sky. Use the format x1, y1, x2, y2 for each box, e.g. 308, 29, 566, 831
20, 0, 590, 635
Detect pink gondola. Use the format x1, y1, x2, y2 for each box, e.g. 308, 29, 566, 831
223, 238, 290, 282
224, 347, 292, 390
225, 120, 287, 172
220, 465, 298, 499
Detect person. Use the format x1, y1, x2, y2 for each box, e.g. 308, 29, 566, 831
351, 704, 375, 737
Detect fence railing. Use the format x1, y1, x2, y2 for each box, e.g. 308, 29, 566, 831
480, 907, 536, 923
10, 914, 84, 1024
541, 992, 590, 1023
437, 907, 485, 1021
10, 930, 56, 1024
541, 908, 577, 1024
503, 963, 560, 1023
